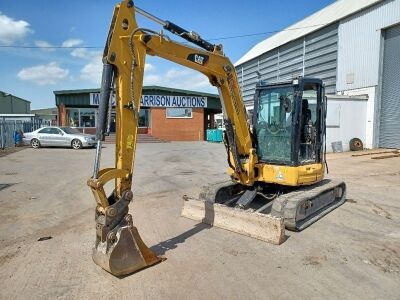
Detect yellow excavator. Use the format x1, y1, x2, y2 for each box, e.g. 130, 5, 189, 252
87, 0, 346, 276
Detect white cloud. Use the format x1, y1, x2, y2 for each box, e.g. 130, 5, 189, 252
17, 62, 69, 85
71, 47, 89, 58
143, 67, 213, 92
0, 12, 31, 45
145, 63, 155, 72
60, 39, 102, 84
63, 40, 102, 84
62, 38, 83, 47
80, 53, 102, 84
34, 40, 55, 52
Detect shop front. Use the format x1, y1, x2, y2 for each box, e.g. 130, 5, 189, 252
54, 86, 221, 141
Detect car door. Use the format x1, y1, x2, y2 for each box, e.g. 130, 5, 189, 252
56, 128, 71, 146
48, 128, 65, 146
37, 127, 52, 146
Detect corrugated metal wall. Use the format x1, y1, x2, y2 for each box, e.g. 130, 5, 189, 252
236, 23, 338, 104
337, 0, 400, 91
379, 24, 400, 148
0, 95, 30, 114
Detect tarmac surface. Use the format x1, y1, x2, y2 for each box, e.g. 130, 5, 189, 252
0, 142, 399, 299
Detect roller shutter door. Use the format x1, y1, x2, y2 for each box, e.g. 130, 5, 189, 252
379, 25, 400, 148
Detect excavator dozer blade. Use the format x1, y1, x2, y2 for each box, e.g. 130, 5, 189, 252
92, 192, 162, 276
181, 182, 285, 245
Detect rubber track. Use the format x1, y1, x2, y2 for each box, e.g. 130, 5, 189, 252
271, 179, 346, 231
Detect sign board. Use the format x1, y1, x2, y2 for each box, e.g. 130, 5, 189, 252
90, 93, 207, 108
90, 93, 116, 106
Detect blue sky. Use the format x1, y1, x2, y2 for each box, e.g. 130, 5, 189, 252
0, 0, 334, 109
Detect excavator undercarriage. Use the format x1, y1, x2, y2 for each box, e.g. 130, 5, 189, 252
182, 179, 346, 242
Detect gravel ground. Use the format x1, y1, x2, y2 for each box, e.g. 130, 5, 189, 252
0, 142, 399, 300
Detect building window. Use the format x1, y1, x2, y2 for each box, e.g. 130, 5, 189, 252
166, 108, 192, 118
80, 108, 96, 127
66, 108, 96, 127
67, 108, 79, 127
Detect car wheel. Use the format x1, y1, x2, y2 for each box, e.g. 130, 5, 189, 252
31, 138, 40, 149
71, 139, 83, 150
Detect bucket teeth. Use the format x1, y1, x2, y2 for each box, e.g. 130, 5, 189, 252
92, 191, 161, 276
92, 214, 161, 276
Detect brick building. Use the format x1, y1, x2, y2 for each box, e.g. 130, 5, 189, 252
54, 86, 221, 141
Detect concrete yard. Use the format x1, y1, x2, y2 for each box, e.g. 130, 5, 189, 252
0, 143, 399, 299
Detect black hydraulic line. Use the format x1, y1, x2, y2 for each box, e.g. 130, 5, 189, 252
135, 5, 215, 52
223, 131, 236, 171
224, 120, 243, 173
96, 63, 114, 141
162, 21, 215, 52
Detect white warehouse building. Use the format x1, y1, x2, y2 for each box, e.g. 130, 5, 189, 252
235, 0, 400, 150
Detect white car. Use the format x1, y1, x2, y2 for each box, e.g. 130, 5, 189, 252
23, 126, 96, 150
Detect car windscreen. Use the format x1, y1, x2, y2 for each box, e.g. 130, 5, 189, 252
60, 127, 81, 134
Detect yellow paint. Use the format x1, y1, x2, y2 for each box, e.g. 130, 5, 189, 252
89, 0, 326, 209
256, 163, 324, 186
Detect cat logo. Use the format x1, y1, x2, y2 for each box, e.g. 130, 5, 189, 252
194, 54, 204, 64
187, 53, 209, 65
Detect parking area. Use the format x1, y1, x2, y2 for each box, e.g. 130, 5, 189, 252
0, 142, 399, 299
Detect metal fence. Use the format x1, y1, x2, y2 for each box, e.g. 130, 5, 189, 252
0, 120, 51, 149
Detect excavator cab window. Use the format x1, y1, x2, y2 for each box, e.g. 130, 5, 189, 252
299, 83, 321, 163
255, 85, 294, 164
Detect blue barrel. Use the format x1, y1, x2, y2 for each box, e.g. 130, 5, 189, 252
206, 129, 213, 141
206, 129, 223, 142
214, 129, 223, 142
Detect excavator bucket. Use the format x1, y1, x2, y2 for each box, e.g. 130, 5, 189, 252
92, 191, 162, 276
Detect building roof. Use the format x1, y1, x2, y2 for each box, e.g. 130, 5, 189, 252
234, 0, 382, 66
54, 89, 99, 95
0, 91, 31, 103
142, 85, 219, 98
54, 85, 219, 98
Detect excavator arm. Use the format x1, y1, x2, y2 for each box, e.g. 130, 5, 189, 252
87, 0, 257, 276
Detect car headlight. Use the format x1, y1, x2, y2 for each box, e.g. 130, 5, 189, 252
84, 137, 91, 141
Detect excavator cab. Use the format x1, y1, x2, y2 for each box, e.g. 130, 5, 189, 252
187, 77, 345, 232
253, 78, 325, 168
